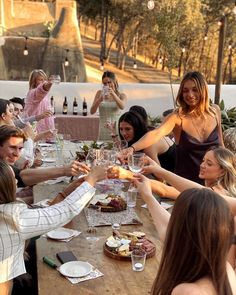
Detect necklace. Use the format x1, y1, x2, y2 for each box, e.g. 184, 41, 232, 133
190, 114, 207, 142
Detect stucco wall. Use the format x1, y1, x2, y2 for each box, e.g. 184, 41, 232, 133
0, 81, 235, 117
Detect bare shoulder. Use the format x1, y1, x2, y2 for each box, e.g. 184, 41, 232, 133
171, 282, 215, 295
211, 103, 221, 115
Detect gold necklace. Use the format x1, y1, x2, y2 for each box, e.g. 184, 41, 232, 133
190, 114, 206, 142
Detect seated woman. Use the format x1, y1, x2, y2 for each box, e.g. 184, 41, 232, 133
0, 161, 107, 295
90, 71, 127, 141
110, 111, 176, 172
134, 176, 236, 294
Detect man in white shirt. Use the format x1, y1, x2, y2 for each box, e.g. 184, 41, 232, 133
0, 125, 88, 189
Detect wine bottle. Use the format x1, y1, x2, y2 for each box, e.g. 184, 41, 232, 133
82, 97, 87, 116
73, 97, 78, 115
50, 96, 55, 114
62, 96, 68, 115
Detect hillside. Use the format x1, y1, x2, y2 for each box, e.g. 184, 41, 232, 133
81, 32, 180, 84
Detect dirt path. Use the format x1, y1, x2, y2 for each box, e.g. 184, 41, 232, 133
82, 36, 179, 83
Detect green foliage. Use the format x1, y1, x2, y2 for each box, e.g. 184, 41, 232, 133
148, 115, 162, 127
219, 100, 236, 131
42, 21, 56, 37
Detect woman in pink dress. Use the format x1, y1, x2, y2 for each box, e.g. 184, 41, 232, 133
24, 69, 54, 135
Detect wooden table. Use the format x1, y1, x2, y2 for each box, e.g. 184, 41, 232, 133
55, 114, 99, 141
34, 183, 162, 295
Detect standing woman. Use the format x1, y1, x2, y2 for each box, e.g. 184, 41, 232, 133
90, 71, 127, 141
125, 71, 224, 183
24, 69, 54, 135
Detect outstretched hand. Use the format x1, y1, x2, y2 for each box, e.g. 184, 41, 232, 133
133, 174, 153, 202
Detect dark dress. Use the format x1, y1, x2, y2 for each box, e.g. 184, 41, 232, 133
158, 143, 176, 172
175, 125, 220, 184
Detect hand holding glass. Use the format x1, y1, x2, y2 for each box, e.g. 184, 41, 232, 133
49, 74, 61, 84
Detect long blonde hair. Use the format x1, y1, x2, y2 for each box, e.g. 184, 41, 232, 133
212, 147, 236, 198
176, 71, 215, 117
29, 69, 47, 89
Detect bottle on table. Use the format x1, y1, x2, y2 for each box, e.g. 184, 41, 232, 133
82, 97, 87, 116
62, 96, 68, 115
73, 97, 78, 115
50, 96, 55, 115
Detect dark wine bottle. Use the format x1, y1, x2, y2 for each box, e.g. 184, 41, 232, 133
62, 96, 68, 115
73, 97, 78, 115
82, 97, 87, 116
50, 96, 55, 114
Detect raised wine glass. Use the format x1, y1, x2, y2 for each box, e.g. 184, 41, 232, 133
128, 152, 145, 173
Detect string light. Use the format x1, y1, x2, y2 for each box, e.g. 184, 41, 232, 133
23, 37, 28, 56
217, 20, 223, 26
133, 61, 137, 69
64, 49, 69, 67
228, 44, 232, 50
159, 57, 163, 64
182, 47, 186, 53
204, 35, 208, 41
147, 0, 155, 10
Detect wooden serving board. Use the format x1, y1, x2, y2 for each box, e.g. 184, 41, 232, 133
103, 238, 156, 261
89, 204, 127, 212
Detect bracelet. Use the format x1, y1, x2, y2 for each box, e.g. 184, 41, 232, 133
111, 134, 118, 138
130, 145, 136, 152
57, 191, 66, 199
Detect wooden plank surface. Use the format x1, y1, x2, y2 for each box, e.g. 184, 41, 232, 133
34, 183, 162, 295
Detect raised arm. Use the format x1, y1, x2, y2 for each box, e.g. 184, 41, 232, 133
90, 90, 103, 114
130, 113, 178, 152
134, 174, 170, 242
19, 161, 89, 186
109, 89, 127, 110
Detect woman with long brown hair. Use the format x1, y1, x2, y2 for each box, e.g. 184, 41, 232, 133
134, 176, 236, 295
0, 160, 106, 295
124, 71, 223, 184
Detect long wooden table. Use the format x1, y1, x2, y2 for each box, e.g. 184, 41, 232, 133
55, 114, 99, 141
34, 182, 162, 295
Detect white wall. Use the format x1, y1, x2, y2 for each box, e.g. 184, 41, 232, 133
0, 81, 235, 117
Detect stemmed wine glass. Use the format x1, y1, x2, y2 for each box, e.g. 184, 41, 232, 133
128, 152, 145, 173
49, 74, 61, 84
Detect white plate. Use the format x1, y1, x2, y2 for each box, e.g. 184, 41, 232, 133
46, 228, 74, 240
38, 143, 53, 147
42, 158, 56, 163
59, 261, 92, 278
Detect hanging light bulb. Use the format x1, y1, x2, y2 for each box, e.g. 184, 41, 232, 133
64, 49, 69, 67
228, 44, 232, 50
159, 57, 163, 64
133, 61, 137, 69
182, 47, 186, 53
217, 20, 223, 26
23, 37, 28, 56
147, 0, 155, 10
204, 35, 208, 41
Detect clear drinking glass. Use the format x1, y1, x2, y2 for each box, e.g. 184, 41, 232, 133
131, 249, 146, 271
126, 183, 137, 208
49, 74, 61, 84
128, 152, 145, 173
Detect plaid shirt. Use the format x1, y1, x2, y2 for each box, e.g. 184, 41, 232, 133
0, 182, 95, 283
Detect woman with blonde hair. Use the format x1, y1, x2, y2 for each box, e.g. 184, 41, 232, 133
124, 71, 223, 184
24, 69, 54, 136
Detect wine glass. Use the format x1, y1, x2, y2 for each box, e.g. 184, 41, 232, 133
85, 149, 96, 168
128, 152, 145, 173
49, 74, 61, 84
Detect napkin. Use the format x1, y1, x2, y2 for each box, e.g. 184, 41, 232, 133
141, 202, 173, 210
66, 265, 104, 284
